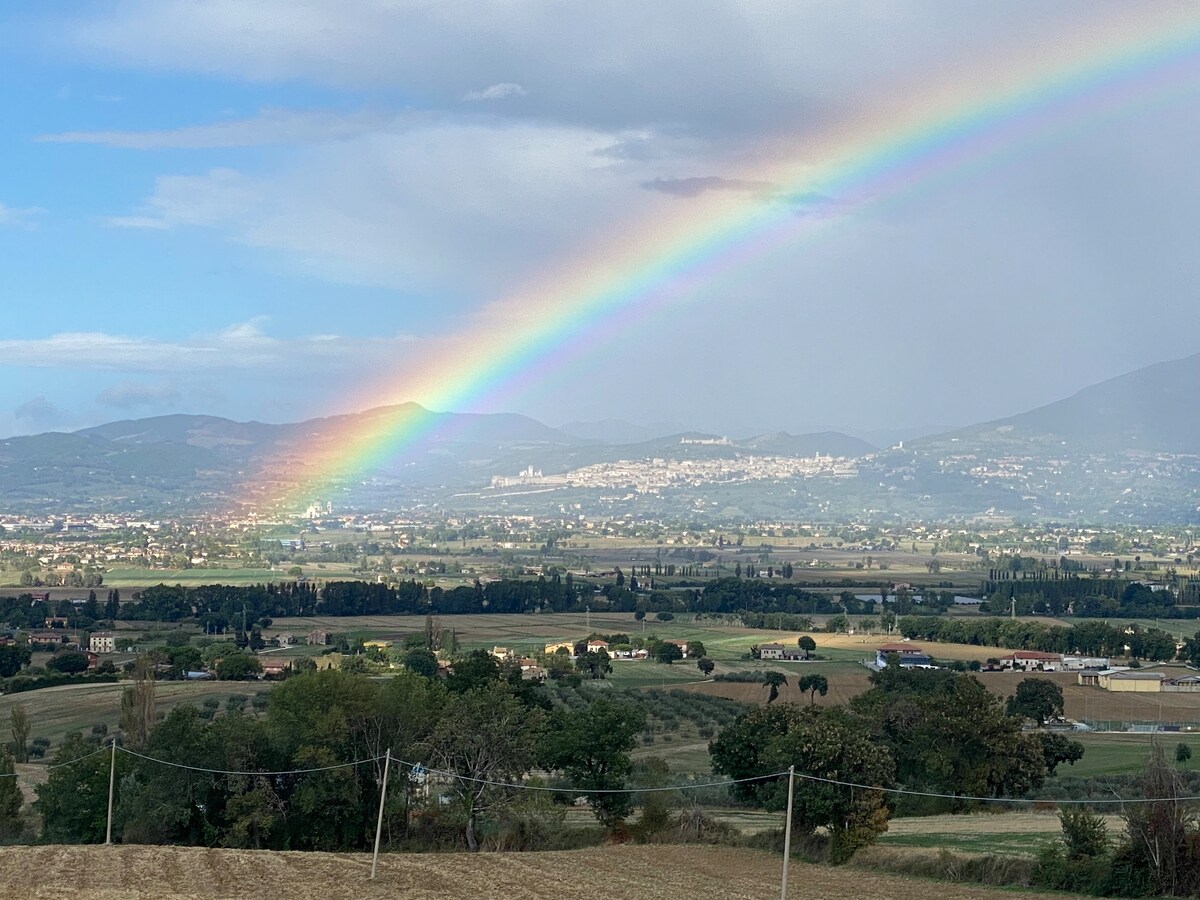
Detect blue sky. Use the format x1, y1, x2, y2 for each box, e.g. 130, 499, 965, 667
3, 2, 1200, 441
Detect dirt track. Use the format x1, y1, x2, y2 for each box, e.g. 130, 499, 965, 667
0, 844, 1081, 900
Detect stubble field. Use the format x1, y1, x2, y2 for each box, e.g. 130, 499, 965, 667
0, 844, 1083, 900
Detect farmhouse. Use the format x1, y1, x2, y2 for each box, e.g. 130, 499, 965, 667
585, 639, 610, 654
275, 632, 296, 647
999, 651, 1063, 672
89, 632, 115, 654
874, 643, 934, 668
261, 658, 292, 678
307, 630, 330, 646
544, 640, 575, 657
758, 642, 804, 661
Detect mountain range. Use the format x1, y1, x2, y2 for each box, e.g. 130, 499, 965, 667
2, 352, 1199, 522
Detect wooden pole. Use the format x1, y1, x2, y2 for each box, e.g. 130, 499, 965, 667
780, 765, 795, 899
105, 738, 117, 845
370, 749, 392, 880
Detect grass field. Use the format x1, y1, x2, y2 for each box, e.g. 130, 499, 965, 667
1065, 732, 1200, 776
876, 811, 1124, 859
0, 844, 1084, 900
0, 681, 273, 750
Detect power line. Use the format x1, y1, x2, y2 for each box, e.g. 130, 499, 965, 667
0, 743, 110, 779
10, 743, 1200, 806
790, 769, 1200, 805
117, 746, 387, 776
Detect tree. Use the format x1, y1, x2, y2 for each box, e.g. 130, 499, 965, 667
1122, 745, 1195, 896
710, 705, 894, 863
1038, 732, 1085, 775
35, 733, 126, 844
119, 655, 156, 749
697, 657, 715, 676
0, 645, 31, 678
797, 636, 817, 660
688, 640, 706, 659
422, 682, 544, 851
46, 650, 90, 675
852, 667, 1049, 802
216, 653, 263, 681
653, 642, 683, 665
762, 671, 788, 704
576, 649, 612, 680
540, 698, 645, 827
797, 673, 829, 705
1006, 678, 1064, 726
1178, 742, 1193, 768
0, 746, 21, 837
9, 705, 30, 764
446, 649, 501, 693
402, 647, 439, 678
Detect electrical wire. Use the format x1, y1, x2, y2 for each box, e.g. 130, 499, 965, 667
116, 745, 387, 776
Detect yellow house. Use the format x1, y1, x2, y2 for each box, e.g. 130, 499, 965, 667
314, 652, 344, 671
544, 640, 576, 656
1099, 671, 1164, 692
363, 639, 393, 650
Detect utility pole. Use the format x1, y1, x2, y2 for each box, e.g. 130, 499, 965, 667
780, 765, 796, 899
370, 749, 393, 880
105, 738, 117, 845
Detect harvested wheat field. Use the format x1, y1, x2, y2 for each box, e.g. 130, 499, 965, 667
0, 844, 1082, 900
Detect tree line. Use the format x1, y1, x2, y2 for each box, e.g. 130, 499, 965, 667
897, 616, 1178, 661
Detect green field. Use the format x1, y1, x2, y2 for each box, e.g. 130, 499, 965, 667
1062, 731, 1200, 777
0, 681, 274, 751
100, 566, 286, 587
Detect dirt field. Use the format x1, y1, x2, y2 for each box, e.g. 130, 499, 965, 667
0, 844, 1081, 900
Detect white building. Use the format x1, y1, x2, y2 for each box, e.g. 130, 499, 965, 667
89, 632, 115, 654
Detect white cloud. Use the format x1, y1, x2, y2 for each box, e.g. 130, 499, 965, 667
96, 119, 704, 294
0, 320, 416, 374
0, 203, 45, 228
40, 107, 399, 149
461, 82, 526, 102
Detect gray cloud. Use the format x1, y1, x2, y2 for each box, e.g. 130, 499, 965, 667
96, 381, 182, 409
641, 176, 767, 198
14, 396, 66, 425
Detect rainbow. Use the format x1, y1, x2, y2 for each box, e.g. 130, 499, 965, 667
254, 6, 1200, 512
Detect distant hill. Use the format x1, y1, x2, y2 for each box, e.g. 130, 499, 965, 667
734, 431, 876, 457
919, 352, 1200, 454
558, 418, 687, 444
4, 354, 1200, 521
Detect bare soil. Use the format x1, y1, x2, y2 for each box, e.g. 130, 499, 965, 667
0, 844, 1081, 899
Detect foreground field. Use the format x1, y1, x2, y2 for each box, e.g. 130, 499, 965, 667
0, 844, 1082, 900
